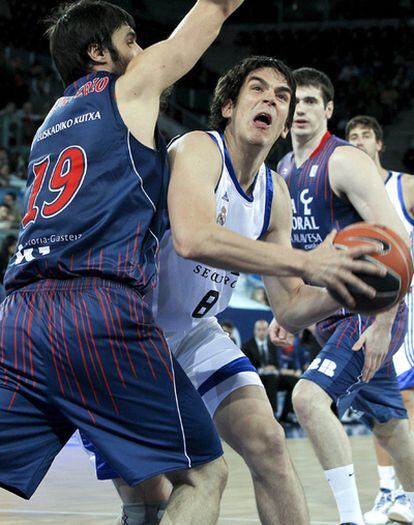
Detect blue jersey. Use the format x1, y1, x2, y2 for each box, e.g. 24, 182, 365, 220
278, 132, 361, 251
5, 71, 169, 295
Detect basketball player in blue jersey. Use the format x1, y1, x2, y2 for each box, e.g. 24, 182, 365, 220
347, 115, 414, 524
277, 67, 414, 525
0, 0, 246, 521
90, 57, 388, 525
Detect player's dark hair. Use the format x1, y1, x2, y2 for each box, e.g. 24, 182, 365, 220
293, 67, 334, 106
345, 115, 384, 143
209, 56, 296, 132
45, 0, 135, 86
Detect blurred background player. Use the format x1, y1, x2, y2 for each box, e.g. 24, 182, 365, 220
278, 67, 414, 525
0, 1, 247, 522
91, 55, 385, 525
347, 115, 414, 524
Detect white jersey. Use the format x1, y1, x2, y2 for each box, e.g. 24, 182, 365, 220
153, 131, 273, 348
385, 171, 414, 265
385, 170, 414, 385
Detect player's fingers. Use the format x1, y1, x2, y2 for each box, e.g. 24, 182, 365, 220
339, 271, 376, 298
328, 279, 356, 307
325, 230, 337, 244
352, 334, 365, 351
362, 353, 374, 382
345, 258, 386, 276
346, 244, 382, 258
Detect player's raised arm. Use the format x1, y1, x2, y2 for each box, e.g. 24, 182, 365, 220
120, 0, 244, 97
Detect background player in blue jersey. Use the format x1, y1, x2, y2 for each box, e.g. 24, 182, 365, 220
94, 57, 387, 525
347, 115, 414, 524
0, 0, 247, 522
277, 67, 414, 525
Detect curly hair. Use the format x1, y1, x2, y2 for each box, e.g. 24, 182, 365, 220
209, 56, 296, 132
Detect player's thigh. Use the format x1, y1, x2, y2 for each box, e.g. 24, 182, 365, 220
175, 318, 262, 418
213, 385, 286, 458
0, 386, 73, 499
52, 282, 223, 488
353, 363, 407, 427
401, 388, 414, 427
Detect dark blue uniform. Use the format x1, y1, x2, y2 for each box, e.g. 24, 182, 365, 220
279, 131, 408, 425
0, 72, 222, 499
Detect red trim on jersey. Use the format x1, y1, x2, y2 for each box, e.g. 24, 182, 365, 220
310, 131, 331, 159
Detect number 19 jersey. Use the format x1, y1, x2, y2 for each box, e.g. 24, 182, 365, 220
5, 71, 169, 295
153, 131, 273, 346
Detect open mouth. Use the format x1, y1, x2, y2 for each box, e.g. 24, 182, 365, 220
253, 113, 272, 127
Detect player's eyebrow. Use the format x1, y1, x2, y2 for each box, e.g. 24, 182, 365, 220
249, 76, 292, 96
125, 30, 137, 41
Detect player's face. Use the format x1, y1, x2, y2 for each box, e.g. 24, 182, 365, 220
292, 85, 333, 139
347, 125, 382, 160
222, 68, 292, 147
109, 24, 143, 75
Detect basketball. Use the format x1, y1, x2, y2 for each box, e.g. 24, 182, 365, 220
331, 222, 413, 314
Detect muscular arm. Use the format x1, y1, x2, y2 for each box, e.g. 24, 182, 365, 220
168, 132, 381, 310
329, 146, 409, 245
116, 1, 244, 147
168, 132, 308, 277
124, 1, 243, 95
329, 145, 409, 378
262, 177, 340, 333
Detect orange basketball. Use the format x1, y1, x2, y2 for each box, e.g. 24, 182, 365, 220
331, 222, 413, 314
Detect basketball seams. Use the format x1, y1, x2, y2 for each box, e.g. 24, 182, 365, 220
334, 222, 414, 312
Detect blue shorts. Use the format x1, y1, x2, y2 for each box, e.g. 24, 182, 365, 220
0, 278, 222, 499
304, 302, 408, 426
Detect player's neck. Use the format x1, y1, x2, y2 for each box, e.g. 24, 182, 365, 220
223, 131, 270, 193
292, 128, 328, 167
374, 156, 389, 182
377, 165, 389, 182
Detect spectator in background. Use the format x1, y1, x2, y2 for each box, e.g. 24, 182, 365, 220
0, 203, 14, 229
0, 233, 16, 281
219, 319, 241, 347
3, 192, 21, 225
251, 286, 269, 306
242, 320, 299, 422
0, 147, 11, 187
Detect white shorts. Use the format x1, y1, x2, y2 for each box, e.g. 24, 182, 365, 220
393, 291, 414, 390
168, 317, 263, 417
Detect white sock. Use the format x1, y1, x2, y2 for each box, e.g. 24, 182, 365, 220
122, 502, 167, 525
405, 491, 414, 513
324, 464, 364, 524
377, 465, 396, 491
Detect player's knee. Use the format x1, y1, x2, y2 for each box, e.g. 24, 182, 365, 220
241, 418, 288, 471
374, 418, 409, 450
292, 380, 328, 423
196, 456, 228, 495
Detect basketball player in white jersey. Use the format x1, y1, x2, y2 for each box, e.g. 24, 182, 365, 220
94, 57, 384, 525
347, 115, 414, 524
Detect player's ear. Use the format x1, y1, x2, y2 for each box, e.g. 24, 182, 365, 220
326, 101, 334, 120
221, 99, 234, 119
281, 125, 290, 139
87, 43, 108, 65
377, 139, 384, 154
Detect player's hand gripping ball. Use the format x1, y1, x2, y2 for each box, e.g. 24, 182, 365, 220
330, 222, 413, 314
